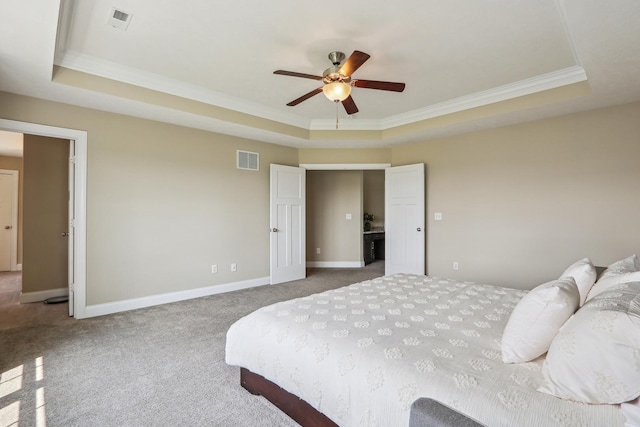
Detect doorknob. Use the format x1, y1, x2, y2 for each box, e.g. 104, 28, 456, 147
4, 226, 10, 230
61, 232, 69, 237
271, 228, 278, 232
417, 227, 422, 232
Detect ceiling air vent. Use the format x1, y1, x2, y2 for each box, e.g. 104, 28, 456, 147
237, 150, 259, 171
108, 7, 133, 30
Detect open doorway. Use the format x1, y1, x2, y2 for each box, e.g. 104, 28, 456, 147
0, 131, 72, 327
302, 163, 389, 271
0, 134, 25, 327
363, 170, 385, 267
302, 162, 425, 276
0, 119, 87, 319
21, 135, 70, 302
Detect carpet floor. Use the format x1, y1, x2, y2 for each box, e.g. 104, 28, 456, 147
0, 265, 384, 427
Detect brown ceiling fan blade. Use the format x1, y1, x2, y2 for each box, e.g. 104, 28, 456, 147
274, 70, 323, 80
286, 88, 323, 106
354, 80, 406, 92
342, 95, 359, 115
339, 51, 370, 77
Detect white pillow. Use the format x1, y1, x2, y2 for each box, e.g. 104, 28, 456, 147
586, 254, 640, 301
560, 257, 596, 306
501, 277, 579, 364
538, 282, 640, 404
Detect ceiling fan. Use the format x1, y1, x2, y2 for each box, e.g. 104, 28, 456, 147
274, 50, 405, 115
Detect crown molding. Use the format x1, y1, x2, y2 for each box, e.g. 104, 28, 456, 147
54, 50, 312, 130
55, 49, 586, 135
53, 0, 587, 138
381, 65, 587, 129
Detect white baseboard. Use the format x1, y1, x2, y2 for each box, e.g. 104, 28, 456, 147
84, 276, 270, 318
307, 261, 365, 268
15, 264, 22, 271
20, 287, 68, 303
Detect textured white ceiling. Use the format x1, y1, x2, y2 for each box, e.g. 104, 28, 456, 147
60, 0, 576, 120
1, 0, 639, 147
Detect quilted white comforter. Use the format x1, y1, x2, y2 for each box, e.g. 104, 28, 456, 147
225, 274, 624, 426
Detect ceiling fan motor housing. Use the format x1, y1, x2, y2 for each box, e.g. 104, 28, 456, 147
323, 66, 351, 85
328, 51, 346, 66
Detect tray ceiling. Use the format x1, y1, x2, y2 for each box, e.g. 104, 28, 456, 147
1, 0, 639, 147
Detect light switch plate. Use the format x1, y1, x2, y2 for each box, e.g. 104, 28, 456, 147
346, 213, 352, 220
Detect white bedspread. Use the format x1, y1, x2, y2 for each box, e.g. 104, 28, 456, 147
226, 274, 624, 427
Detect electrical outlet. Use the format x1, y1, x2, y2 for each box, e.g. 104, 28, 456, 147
231, 263, 237, 272
453, 261, 459, 271
316, 248, 321, 254
434, 212, 443, 221
211, 264, 218, 274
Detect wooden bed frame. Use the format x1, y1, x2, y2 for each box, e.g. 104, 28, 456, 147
241, 367, 338, 427
240, 367, 482, 427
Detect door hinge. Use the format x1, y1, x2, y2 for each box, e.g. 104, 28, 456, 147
69, 155, 76, 164
69, 283, 75, 292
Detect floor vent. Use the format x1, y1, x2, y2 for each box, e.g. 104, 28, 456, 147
109, 7, 133, 30
237, 150, 259, 171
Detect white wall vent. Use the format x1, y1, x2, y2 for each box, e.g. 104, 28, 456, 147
108, 7, 133, 30
237, 150, 259, 171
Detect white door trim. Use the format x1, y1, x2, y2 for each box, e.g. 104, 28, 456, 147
68, 140, 75, 317
0, 169, 19, 271
0, 119, 87, 319
300, 163, 390, 170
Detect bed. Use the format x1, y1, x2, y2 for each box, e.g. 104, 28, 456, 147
226, 272, 635, 426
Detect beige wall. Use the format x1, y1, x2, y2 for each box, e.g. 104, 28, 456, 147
307, 170, 363, 264
363, 170, 385, 229
2, 89, 639, 305
392, 101, 640, 289
0, 91, 298, 305
22, 135, 69, 293
299, 148, 390, 164
0, 155, 23, 265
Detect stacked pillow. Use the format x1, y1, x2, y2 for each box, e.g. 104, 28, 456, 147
501, 258, 595, 364
501, 277, 579, 363
586, 254, 640, 301
559, 257, 597, 306
501, 255, 640, 406
538, 281, 640, 404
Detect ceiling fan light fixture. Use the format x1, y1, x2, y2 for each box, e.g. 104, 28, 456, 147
323, 82, 351, 102
275, 50, 403, 114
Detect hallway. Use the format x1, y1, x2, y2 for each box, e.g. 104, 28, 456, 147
0, 271, 69, 330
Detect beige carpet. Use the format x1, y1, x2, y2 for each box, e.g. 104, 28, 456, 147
0, 264, 384, 426
0, 272, 69, 331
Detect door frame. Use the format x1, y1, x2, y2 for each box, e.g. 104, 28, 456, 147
300, 163, 391, 268
0, 119, 87, 319
0, 169, 19, 271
